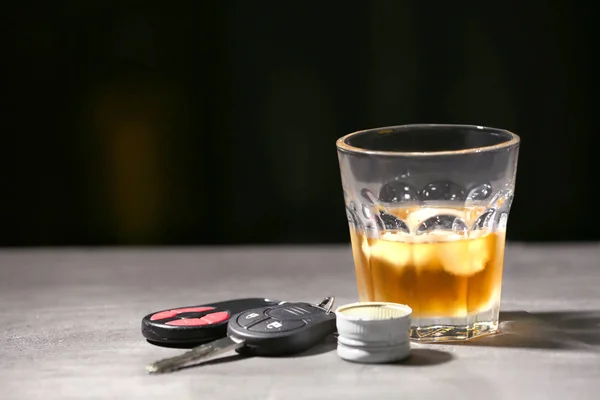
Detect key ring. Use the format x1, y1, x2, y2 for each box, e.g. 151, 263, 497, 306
317, 296, 335, 314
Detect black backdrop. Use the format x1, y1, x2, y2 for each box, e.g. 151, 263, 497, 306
3, 1, 598, 246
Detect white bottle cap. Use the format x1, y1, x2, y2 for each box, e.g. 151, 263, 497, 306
335, 302, 412, 363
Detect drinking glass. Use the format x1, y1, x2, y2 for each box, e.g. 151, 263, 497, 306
336, 124, 520, 341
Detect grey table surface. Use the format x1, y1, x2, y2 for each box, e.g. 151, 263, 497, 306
1, 243, 599, 400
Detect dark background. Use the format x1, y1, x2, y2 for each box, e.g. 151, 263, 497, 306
3, 1, 597, 246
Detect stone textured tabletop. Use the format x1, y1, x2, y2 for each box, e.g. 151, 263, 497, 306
1, 243, 599, 399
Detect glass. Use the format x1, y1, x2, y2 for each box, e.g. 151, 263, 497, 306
336, 124, 520, 341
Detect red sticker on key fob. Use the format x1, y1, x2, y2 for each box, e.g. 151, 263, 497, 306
166, 318, 209, 326
200, 311, 230, 324
164, 312, 230, 326
150, 307, 215, 321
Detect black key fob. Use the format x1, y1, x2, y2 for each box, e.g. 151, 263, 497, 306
142, 298, 282, 347
227, 301, 337, 356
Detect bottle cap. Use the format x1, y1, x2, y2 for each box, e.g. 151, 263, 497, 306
335, 302, 412, 363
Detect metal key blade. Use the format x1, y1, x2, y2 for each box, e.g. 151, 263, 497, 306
146, 336, 244, 374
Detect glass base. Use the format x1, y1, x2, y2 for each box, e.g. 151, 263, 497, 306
410, 320, 499, 342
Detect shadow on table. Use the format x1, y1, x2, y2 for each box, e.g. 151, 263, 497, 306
291, 335, 454, 366
171, 334, 339, 372
177, 353, 250, 371
171, 335, 455, 372
395, 348, 454, 366
288, 333, 338, 357
448, 310, 600, 350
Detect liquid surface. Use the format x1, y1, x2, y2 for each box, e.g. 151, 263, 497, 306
350, 206, 506, 318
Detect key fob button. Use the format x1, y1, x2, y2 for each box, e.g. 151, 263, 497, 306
266, 307, 306, 320
201, 311, 230, 324
237, 311, 269, 328
248, 318, 306, 333
266, 304, 321, 320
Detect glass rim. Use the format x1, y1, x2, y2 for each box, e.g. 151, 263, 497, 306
336, 123, 520, 157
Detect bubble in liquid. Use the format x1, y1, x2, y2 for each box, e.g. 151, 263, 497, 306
467, 183, 492, 201
416, 214, 468, 235
472, 209, 496, 230
420, 181, 466, 201
379, 181, 419, 203
378, 210, 410, 233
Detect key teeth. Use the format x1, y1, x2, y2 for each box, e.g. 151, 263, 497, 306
146, 337, 243, 374
146, 364, 160, 374
146, 362, 167, 374
146, 362, 178, 374
146, 355, 187, 374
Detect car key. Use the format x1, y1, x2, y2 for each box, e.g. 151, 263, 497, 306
141, 297, 284, 347
146, 296, 336, 373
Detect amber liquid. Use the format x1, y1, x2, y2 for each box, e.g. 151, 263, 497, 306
350, 206, 505, 318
